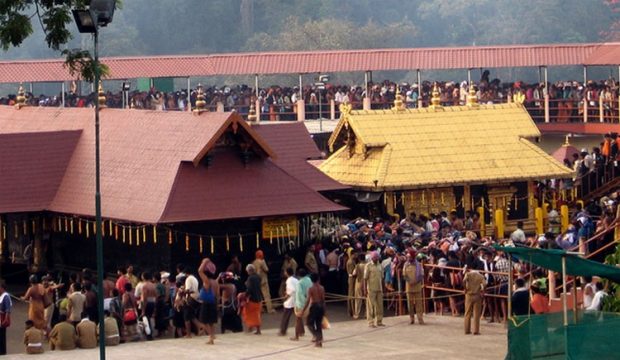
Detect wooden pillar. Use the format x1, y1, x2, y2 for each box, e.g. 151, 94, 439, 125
297, 99, 305, 121
543, 67, 550, 123
463, 185, 472, 212
330, 99, 335, 120
187, 77, 191, 112
61, 82, 66, 108
32, 217, 45, 273
417, 69, 423, 108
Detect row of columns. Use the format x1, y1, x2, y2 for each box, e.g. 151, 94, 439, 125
39, 64, 620, 122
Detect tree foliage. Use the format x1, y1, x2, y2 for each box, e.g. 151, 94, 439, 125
0, 0, 618, 79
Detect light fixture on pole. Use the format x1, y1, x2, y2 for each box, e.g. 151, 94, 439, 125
73, 1, 115, 360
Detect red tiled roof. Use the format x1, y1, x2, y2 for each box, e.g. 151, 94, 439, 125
1, 42, 620, 83
551, 144, 579, 164
159, 152, 346, 223
252, 122, 348, 192
0, 130, 81, 213
0, 106, 344, 223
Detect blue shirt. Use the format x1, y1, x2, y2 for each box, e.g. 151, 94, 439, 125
294, 276, 312, 309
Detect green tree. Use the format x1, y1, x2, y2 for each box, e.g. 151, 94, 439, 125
0, 0, 122, 81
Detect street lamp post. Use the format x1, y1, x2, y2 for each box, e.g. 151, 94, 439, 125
73, 2, 115, 359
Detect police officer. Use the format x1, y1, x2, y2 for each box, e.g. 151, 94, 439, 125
403, 249, 425, 325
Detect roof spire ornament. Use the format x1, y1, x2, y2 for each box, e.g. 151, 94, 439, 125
15, 83, 26, 108
194, 83, 207, 114
392, 87, 406, 111
563, 134, 571, 146
466, 84, 479, 108
429, 83, 443, 110
98, 83, 106, 108
247, 100, 257, 122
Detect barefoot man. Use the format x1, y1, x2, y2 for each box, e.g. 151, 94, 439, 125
303, 273, 326, 348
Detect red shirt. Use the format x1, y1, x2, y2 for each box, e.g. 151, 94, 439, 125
115, 275, 128, 295
531, 293, 550, 314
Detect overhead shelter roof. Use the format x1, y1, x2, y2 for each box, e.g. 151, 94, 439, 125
495, 245, 620, 284
319, 102, 574, 191
1, 42, 620, 83
551, 140, 580, 164
0, 106, 345, 223
251, 122, 349, 192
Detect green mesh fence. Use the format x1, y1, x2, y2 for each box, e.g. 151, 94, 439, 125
506, 311, 620, 360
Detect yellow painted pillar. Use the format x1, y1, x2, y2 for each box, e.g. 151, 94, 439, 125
560, 204, 569, 233
535, 207, 544, 235
477, 206, 485, 237
495, 209, 504, 239
576, 200, 584, 210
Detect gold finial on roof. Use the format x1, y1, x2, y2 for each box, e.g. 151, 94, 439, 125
429, 83, 442, 110
97, 83, 106, 107
563, 134, 571, 146
247, 101, 257, 122
194, 83, 207, 113
340, 101, 352, 116
466, 84, 479, 108
391, 87, 406, 111
15, 83, 26, 108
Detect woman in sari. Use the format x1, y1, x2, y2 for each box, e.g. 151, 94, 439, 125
242, 264, 263, 334
22, 275, 46, 330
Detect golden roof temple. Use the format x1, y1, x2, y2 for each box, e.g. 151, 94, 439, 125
319, 85, 574, 236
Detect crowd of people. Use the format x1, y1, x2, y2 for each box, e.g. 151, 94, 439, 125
1, 73, 618, 122
0, 186, 616, 354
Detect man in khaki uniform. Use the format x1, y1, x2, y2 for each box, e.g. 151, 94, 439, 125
253, 250, 274, 313
364, 251, 384, 327
345, 249, 357, 317
403, 250, 425, 325
49, 315, 77, 351
76, 315, 97, 349
305, 244, 318, 275
279, 253, 298, 298
98, 311, 120, 346
463, 264, 486, 335
23, 320, 44, 354
351, 254, 366, 319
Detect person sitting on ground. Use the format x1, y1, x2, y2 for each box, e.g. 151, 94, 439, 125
49, 314, 77, 351
23, 320, 44, 354
98, 310, 120, 346
76, 314, 97, 349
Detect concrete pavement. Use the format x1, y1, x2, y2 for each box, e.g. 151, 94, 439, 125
5, 313, 507, 359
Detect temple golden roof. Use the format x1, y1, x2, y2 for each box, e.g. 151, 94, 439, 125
319, 102, 573, 191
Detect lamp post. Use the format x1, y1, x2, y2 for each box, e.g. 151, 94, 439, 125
73, 2, 115, 359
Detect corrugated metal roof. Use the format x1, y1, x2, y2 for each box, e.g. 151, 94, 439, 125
319, 103, 574, 191
1, 42, 619, 83
0, 106, 345, 223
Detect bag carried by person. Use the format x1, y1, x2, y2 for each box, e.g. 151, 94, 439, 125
321, 316, 331, 330
123, 308, 137, 325
142, 316, 151, 336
